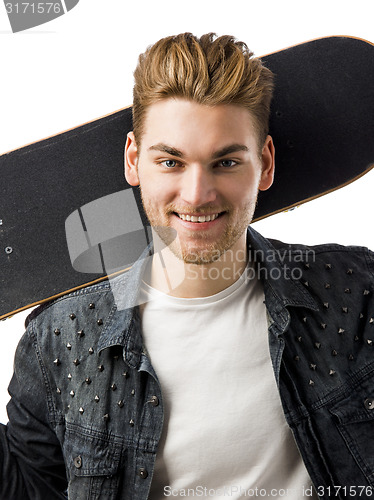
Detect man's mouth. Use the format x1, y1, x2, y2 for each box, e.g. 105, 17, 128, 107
174, 212, 222, 223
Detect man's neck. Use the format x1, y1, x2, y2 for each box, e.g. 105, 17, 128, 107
147, 232, 248, 299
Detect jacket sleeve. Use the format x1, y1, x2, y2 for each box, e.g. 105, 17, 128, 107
0, 321, 67, 500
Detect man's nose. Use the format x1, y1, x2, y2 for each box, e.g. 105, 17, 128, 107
179, 165, 217, 207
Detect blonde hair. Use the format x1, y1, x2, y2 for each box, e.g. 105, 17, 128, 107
133, 32, 274, 152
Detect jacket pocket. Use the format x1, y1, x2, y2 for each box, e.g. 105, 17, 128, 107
63, 422, 124, 500
329, 370, 374, 486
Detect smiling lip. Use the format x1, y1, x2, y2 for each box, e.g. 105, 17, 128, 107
175, 212, 221, 223
171, 211, 226, 230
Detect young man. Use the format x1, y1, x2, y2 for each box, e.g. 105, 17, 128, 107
1, 33, 374, 499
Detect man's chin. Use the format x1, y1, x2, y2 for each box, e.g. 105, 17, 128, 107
181, 252, 221, 266
170, 242, 227, 265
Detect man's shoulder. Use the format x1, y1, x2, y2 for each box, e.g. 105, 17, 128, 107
262, 237, 374, 310
268, 236, 373, 256
249, 226, 373, 260
25, 269, 132, 328
265, 235, 374, 272
248, 228, 374, 292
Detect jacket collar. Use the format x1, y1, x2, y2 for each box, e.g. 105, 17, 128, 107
97, 243, 152, 367
247, 226, 318, 310
98, 226, 319, 365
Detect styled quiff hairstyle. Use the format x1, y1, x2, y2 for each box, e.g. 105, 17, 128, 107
132, 32, 274, 152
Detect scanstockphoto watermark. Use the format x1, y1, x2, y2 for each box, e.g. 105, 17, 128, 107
163, 485, 315, 497
185, 246, 316, 283
4, 0, 79, 32
185, 260, 307, 284
186, 245, 316, 268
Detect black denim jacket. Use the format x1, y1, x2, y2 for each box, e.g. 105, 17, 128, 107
1, 227, 374, 500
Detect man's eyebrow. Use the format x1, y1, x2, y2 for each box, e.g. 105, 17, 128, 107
148, 143, 184, 157
147, 143, 250, 159
212, 144, 250, 158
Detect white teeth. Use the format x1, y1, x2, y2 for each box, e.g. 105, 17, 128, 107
177, 213, 219, 222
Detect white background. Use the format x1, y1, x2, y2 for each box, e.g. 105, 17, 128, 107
0, 0, 373, 423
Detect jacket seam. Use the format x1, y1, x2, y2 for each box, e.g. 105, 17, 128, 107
364, 247, 374, 280
28, 321, 62, 426
312, 361, 374, 411
27, 284, 112, 324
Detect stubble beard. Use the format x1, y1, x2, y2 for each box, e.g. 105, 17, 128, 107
140, 187, 258, 265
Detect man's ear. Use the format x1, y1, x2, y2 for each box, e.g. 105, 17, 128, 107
124, 131, 140, 186
259, 135, 275, 192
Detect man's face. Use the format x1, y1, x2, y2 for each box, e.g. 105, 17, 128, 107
125, 98, 274, 264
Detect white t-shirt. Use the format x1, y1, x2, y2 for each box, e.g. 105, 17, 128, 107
140, 265, 317, 499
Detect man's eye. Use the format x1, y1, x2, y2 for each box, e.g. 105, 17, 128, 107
219, 159, 237, 168
162, 160, 178, 168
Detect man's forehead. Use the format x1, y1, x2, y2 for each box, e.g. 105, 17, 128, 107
140, 99, 258, 154
144, 97, 255, 127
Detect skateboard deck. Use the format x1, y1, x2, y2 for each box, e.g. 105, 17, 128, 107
1, 35, 374, 320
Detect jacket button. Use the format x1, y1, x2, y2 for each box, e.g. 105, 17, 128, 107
364, 398, 374, 410
149, 396, 159, 407
138, 467, 148, 479
73, 455, 82, 468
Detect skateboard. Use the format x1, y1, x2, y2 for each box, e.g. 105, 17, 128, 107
1, 35, 373, 320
